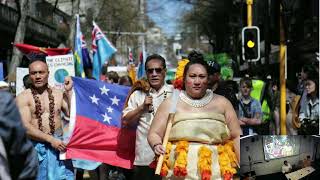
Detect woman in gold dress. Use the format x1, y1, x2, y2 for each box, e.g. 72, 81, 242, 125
148, 52, 241, 180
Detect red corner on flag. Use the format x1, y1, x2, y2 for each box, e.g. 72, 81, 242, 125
14, 43, 71, 57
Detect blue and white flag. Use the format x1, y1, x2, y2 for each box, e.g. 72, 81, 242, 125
74, 14, 85, 78
92, 22, 117, 80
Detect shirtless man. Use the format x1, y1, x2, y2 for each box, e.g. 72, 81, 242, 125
16, 59, 73, 179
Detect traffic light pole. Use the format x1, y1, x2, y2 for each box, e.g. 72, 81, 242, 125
280, 4, 287, 135
245, 0, 254, 66
247, 0, 253, 27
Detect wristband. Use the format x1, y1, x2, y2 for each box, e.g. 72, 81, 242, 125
153, 143, 162, 150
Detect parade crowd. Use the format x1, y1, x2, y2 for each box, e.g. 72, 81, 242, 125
0, 50, 319, 180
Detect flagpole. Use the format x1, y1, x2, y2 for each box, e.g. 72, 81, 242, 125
155, 89, 179, 175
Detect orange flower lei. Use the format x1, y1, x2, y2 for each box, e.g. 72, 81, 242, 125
198, 146, 213, 180
173, 140, 189, 177
217, 140, 237, 180
160, 142, 172, 177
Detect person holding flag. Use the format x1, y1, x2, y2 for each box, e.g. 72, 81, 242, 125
16, 59, 74, 179
122, 54, 173, 180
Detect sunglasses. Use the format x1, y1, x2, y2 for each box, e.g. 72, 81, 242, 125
147, 68, 163, 74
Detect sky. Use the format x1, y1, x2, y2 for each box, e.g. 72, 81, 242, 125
147, 0, 193, 37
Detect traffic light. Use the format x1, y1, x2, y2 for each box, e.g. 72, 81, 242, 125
242, 26, 260, 61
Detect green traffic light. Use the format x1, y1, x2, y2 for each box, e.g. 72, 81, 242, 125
247, 40, 255, 48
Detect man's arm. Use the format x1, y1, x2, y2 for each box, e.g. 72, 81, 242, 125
62, 76, 73, 117
16, 92, 54, 143
16, 92, 66, 151
61, 90, 71, 118
240, 100, 262, 125
122, 105, 145, 126
122, 91, 152, 127
240, 116, 262, 125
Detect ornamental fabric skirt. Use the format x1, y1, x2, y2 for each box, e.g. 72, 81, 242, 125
162, 142, 222, 180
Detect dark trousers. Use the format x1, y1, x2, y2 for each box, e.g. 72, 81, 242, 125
298, 122, 318, 135
132, 166, 161, 180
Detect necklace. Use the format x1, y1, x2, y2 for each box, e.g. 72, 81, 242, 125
179, 89, 214, 108
150, 91, 168, 116
31, 85, 55, 135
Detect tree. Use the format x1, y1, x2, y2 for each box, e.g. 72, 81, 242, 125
181, 0, 237, 53
8, 0, 29, 82
83, 0, 145, 65
66, 0, 80, 49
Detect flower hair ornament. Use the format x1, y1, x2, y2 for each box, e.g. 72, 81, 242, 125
173, 58, 189, 90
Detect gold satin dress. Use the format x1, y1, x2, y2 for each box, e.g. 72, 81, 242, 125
162, 112, 233, 180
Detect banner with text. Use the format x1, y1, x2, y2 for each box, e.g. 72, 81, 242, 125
46, 54, 75, 89
16, 67, 29, 95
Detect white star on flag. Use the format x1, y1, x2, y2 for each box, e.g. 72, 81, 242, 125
110, 96, 120, 106
100, 85, 110, 95
89, 94, 99, 105
107, 106, 114, 113
102, 112, 112, 124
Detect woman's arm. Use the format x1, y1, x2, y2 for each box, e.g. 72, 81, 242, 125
224, 99, 242, 162
147, 98, 171, 155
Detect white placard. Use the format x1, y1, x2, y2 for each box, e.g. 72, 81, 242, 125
46, 54, 75, 89
16, 67, 29, 96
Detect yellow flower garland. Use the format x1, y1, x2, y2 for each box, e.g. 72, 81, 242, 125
175, 58, 189, 80
198, 146, 213, 180
173, 140, 189, 177
173, 58, 189, 90
160, 142, 172, 177
217, 140, 237, 180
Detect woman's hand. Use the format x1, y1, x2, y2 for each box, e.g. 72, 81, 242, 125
153, 144, 165, 155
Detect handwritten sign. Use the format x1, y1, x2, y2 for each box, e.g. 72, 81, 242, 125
46, 54, 75, 89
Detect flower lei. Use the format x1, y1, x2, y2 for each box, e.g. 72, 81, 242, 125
198, 146, 213, 180
217, 140, 237, 180
173, 58, 189, 90
160, 142, 172, 177
31, 86, 55, 135
173, 140, 189, 177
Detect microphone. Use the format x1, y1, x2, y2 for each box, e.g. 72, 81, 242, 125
146, 91, 153, 113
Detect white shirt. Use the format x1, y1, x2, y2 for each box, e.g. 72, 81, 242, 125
122, 84, 173, 165
282, 163, 292, 173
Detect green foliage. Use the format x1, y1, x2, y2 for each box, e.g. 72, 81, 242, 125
204, 53, 215, 62
204, 53, 231, 66
204, 52, 233, 80
220, 66, 233, 80
215, 53, 230, 66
